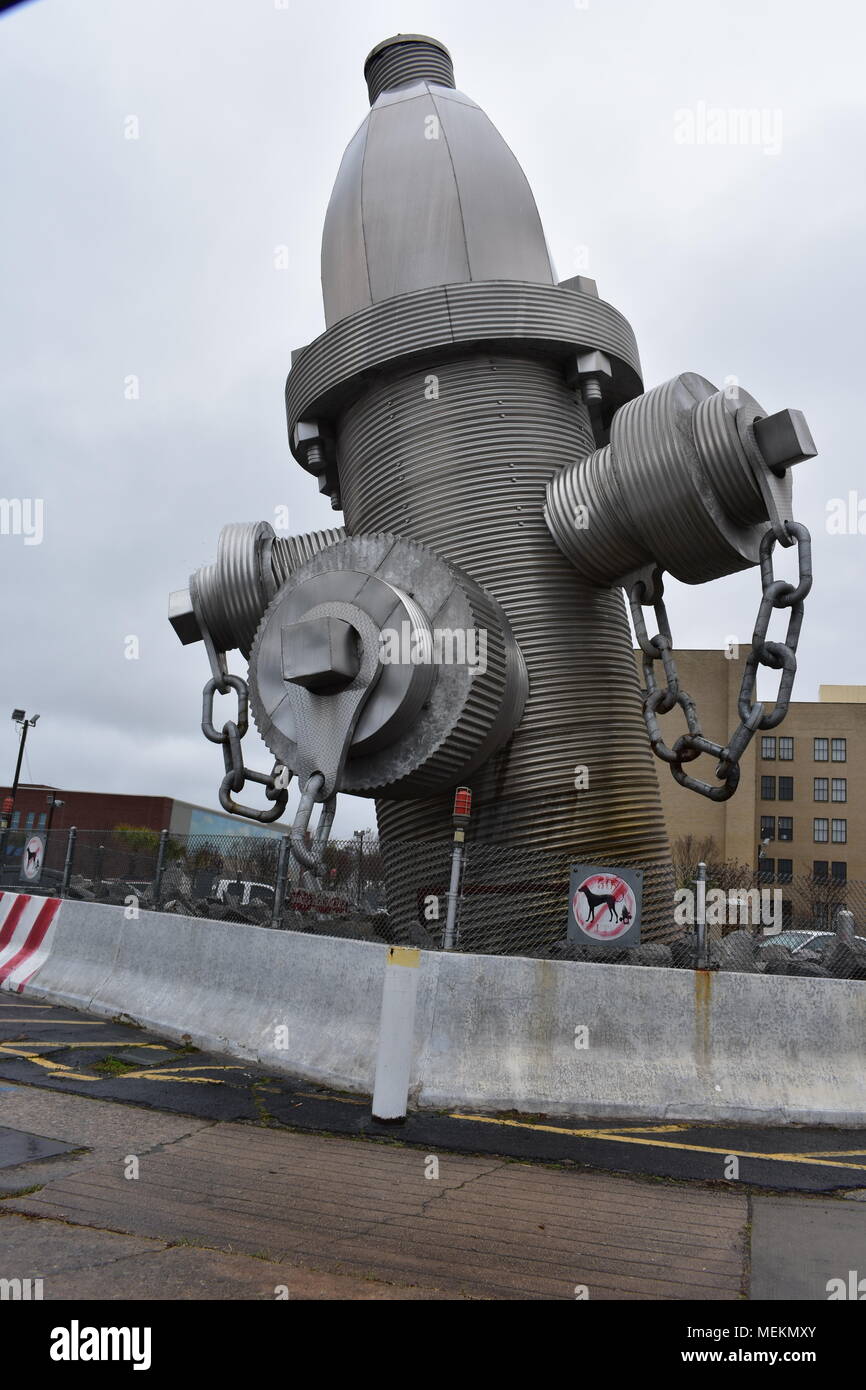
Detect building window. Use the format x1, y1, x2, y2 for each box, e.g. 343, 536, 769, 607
760, 815, 775, 840
814, 819, 829, 843
761, 776, 776, 800
777, 858, 793, 883
831, 819, 847, 844
25, 812, 34, 829
758, 857, 774, 883
831, 737, 847, 762
813, 860, 828, 879
761, 736, 776, 759
778, 817, 793, 842
779, 737, 794, 760
778, 777, 794, 801
832, 861, 847, 882
37, 812, 47, 828
10, 811, 20, 829
814, 738, 828, 761
831, 778, 847, 802
814, 777, 829, 801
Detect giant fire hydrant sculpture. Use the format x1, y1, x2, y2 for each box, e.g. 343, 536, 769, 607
169, 35, 815, 940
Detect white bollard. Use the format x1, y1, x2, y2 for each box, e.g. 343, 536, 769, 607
372, 946, 421, 1123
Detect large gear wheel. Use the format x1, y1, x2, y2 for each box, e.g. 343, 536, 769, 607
248, 533, 527, 798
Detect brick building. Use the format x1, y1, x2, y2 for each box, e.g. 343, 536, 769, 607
637, 649, 865, 884
0, 785, 280, 840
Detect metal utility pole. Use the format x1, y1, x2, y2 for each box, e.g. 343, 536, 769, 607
694, 861, 709, 970
0, 709, 40, 875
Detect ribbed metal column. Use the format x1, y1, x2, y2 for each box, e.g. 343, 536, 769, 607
337, 353, 674, 940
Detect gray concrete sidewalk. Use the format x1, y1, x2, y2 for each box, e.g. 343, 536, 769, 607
1, 1084, 745, 1300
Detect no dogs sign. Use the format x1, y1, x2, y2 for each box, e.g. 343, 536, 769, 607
566, 864, 643, 947
19, 832, 46, 885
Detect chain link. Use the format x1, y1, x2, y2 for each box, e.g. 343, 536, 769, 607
199, 649, 290, 825
629, 520, 812, 802
291, 772, 337, 887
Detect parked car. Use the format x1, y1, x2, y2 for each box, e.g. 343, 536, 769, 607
212, 878, 276, 908
756, 930, 835, 955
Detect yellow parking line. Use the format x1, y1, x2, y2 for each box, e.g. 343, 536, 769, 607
0, 1043, 242, 1086
450, 1114, 866, 1172
114, 1071, 226, 1084
0, 1044, 100, 1082
111, 1065, 244, 1083
797, 1150, 866, 1158
296, 1091, 367, 1106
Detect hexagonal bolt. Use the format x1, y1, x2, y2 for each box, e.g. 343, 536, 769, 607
291, 419, 329, 473
570, 349, 612, 410
558, 275, 599, 299
575, 350, 612, 380
168, 588, 202, 646
281, 616, 360, 692
753, 409, 817, 473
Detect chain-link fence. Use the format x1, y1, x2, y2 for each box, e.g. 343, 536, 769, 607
3, 826, 864, 979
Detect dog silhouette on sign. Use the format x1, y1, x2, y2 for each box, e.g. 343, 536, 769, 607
578, 884, 620, 922
25, 846, 41, 872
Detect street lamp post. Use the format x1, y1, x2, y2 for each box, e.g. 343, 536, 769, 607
0, 709, 40, 877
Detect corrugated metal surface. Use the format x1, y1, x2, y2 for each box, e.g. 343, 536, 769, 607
612, 377, 760, 583
337, 352, 674, 934
285, 281, 643, 436
365, 39, 455, 105
270, 529, 345, 587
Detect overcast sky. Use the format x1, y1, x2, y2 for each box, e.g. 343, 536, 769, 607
1, 0, 863, 836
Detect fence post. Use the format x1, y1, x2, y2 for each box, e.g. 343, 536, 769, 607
60, 826, 77, 898
695, 860, 709, 969
94, 843, 105, 895
354, 829, 365, 908
443, 788, 472, 951
835, 907, 855, 947
153, 829, 169, 908
271, 835, 291, 930
442, 836, 465, 951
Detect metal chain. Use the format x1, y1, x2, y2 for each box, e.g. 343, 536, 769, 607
199, 632, 291, 824
290, 772, 337, 887
629, 521, 812, 802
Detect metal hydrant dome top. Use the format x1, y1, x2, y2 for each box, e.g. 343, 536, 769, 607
321, 36, 557, 327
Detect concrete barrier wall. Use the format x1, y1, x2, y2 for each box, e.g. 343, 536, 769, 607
11, 892, 866, 1125
25, 898, 385, 1095
414, 952, 866, 1125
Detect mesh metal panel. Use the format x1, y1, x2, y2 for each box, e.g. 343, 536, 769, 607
6, 827, 864, 979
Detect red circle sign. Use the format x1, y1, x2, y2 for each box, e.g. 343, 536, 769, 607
22, 835, 44, 881
572, 873, 636, 940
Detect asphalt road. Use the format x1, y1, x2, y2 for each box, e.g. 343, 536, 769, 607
2, 992, 865, 1195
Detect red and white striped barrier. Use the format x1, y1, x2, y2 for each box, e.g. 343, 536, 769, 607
0, 892, 62, 994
